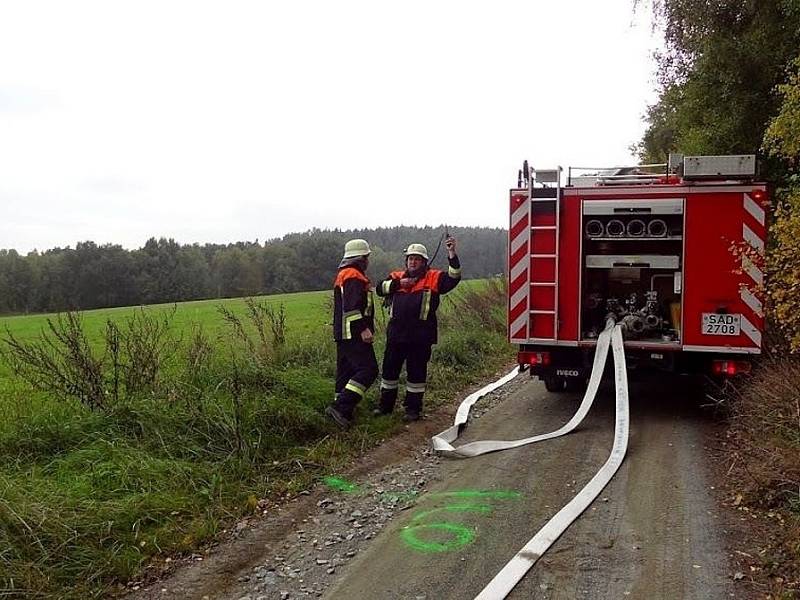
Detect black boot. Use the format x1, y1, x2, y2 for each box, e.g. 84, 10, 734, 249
326, 405, 353, 429
403, 391, 423, 423
328, 390, 358, 429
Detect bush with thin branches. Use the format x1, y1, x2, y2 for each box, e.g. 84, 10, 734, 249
217, 298, 287, 368
1, 307, 177, 412
3, 311, 107, 411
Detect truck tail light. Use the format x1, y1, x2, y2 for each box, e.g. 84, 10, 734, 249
519, 351, 551, 366
711, 360, 752, 377
751, 189, 766, 202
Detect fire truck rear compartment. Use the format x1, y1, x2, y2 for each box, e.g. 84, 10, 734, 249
580, 206, 683, 345
510, 156, 767, 389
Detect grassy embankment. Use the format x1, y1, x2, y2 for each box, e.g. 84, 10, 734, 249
0, 279, 511, 598
725, 342, 800, 594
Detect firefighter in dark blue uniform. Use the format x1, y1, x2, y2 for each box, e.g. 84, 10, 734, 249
326, 239, 378, 429
375, 237, 461, 421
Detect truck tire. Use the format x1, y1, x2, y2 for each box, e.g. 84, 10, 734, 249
543, 375, 566, 393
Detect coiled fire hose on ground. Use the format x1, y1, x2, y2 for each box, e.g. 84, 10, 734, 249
431, 322, 629, 599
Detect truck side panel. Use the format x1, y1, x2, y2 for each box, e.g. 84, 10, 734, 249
557, 195, 581, 341
682, 190, 766, 352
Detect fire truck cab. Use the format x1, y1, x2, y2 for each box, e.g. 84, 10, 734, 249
508, 154, 767, 392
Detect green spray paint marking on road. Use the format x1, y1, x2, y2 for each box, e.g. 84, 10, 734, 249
400, 522, 475, 553
401, 503, 494, 553
409, 504, 493, 523
400, 489, 522, 554
322, 476, 360, 493
318, 481, 523, 554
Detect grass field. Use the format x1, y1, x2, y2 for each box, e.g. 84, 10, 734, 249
0, 289, 329, 348
0, 280, 511, 598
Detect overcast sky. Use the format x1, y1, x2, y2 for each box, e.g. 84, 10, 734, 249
1, 1, 659, 253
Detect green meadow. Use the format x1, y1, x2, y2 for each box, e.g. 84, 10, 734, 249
0, 289, 329, 346
0, 280, 511, 598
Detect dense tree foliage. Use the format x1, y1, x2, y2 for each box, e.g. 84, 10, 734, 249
637, 0, 800, 165
0, 225, 505, 315
639, 0, 800, 349
763, 56, 800, 350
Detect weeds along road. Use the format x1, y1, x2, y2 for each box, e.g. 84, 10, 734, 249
321, 374, 734, 600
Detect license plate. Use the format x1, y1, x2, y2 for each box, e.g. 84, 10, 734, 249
701, 313, 741, 336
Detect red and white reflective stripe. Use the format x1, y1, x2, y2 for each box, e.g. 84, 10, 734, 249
508, 193, 530, 342
742, 256, 763, 286
743, 193, 766, 226
740, 315, 762, 348
743, 223, 764, 252
739, 191, 766, 348
740, 286, 763, 317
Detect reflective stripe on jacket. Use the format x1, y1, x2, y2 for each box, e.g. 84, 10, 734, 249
333, 267, 374, 341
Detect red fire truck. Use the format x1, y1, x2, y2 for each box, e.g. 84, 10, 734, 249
508, 154, 767, 392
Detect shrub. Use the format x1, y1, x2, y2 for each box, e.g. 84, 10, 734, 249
217, 298, 287, 369
763, 54, 800, 351
440, 277, 507, 334
765, 192, 800, 350
731, 355, 800, 507
1, 308, 178, 412
2, 311, 107, 411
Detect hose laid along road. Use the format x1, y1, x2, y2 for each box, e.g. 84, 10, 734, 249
432, 322, 617, 458
432, 323, 629, 599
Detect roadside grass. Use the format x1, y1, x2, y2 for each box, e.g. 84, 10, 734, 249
727, 349, 800, 594
0, 279, 511, 598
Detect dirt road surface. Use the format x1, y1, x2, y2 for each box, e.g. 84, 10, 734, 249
129, 371, 740, 600
323, 374, 733, 600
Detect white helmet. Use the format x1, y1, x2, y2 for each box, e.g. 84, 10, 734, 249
342, 239, 371, 259
404, 243, 429, 260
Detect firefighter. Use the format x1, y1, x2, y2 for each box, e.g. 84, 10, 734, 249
374, 236, 461, 421
326, 239, 378, 429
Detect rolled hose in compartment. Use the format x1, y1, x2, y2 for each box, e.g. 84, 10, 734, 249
605, 219, 625, 237
626, 219, 646, 237
647, 218, 668, 237
585, 219, 604, 238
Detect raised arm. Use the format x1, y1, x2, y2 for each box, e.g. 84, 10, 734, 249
376, 274, 401, 297
438, 237, 461, 294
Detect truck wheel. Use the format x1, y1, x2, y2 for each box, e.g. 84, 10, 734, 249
543, 375, 566, 393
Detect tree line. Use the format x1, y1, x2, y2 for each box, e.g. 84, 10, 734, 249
0, 225, 506, 315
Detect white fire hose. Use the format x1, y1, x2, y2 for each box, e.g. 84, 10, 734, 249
431, 323, 629, 599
